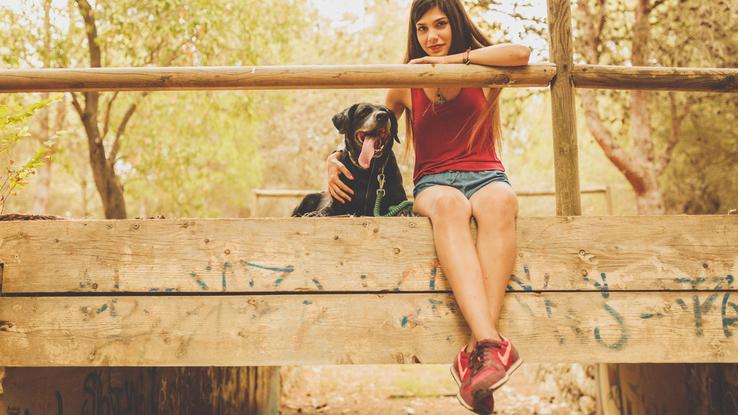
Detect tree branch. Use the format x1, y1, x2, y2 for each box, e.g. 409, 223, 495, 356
579, 91, 647, 193
656, 92, 692, 175
70, 92, 84, 118
109, 92, 148, 164
648, 0, 667, 13
74, 0, 101, 68
102, 91, 119, 139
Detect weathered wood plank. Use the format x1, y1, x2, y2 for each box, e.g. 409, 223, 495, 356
0, 64, 554, 93
547, 0, 582, 215
1, 291, 737, 366
2, 65, 734, 94
573, 65, 738, 92
0, 216, 735, 293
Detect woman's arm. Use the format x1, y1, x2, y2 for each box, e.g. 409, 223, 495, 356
411, 43, 531, 67
386, 88, 408, 119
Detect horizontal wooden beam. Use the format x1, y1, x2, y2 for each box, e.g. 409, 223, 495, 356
1, 291, 736, 366
572, 65, 738, 92
1, 64, 734, 93
0, 216, 735, 294
0, 64, 554, 93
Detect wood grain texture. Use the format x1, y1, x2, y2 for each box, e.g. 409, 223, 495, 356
0, 64, 554, 93
547, 0, 582, 216
573, 65, 738, 92
1, 291, 737, 366
0, 367, 280, 414
1, 216, 736, 293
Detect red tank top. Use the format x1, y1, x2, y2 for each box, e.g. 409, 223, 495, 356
410, 88, 504, 183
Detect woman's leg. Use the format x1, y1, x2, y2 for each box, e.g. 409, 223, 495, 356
413, 185, 497, 342
469, 182, 518, 335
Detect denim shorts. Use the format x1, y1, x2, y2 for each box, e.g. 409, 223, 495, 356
413, 170, 511, 200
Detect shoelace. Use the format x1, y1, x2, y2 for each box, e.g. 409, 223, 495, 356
469, 341, 503, 375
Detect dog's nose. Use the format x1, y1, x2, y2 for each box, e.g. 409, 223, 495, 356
376, 112, 388, 122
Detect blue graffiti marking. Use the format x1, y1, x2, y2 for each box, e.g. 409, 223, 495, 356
429, 267, 437, 291
240, 261, 294, 289
221, 261, 231, 291
722, 291, 738, 338
303, 300, 312, 305
691, 293, 719, 336
544, 299, 555, 318
674, 277, 705, 289
544, 299, 565, 345
241, 261, 295, 273
190, 272, 209, 290
401, 316, 409, 328
508, 275, 533, 292
96, 304, 108, 314
640, 313, 664, 320
594, 303, 628, 350
594, 273, 609, 299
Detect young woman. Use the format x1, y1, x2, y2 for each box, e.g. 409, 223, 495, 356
326, 1, 530, 412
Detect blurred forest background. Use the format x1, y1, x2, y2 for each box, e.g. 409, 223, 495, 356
1, 0, 735, 220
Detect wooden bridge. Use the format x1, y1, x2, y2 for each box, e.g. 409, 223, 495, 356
1, 216, 737, 367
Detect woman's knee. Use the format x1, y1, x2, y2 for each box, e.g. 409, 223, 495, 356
471, 184, 518, 223
416, 187, 471, 221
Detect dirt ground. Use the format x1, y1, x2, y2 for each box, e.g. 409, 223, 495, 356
281, 364, 575, 415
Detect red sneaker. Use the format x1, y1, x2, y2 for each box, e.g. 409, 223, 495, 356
459, 336, 523, 407
450, 345, 471, 386
494, 335, 522, 389
457, 388, 495, 415
454, 344, 496, 414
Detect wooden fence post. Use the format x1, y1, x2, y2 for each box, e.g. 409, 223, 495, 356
547, 0, 582, 217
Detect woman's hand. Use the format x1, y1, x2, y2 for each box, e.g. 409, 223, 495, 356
326, 151, 354, 203
408, 55, 449, 65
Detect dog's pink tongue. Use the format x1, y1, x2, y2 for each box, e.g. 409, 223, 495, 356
358, 137, 376, 169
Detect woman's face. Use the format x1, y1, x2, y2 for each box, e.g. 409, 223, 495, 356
415, 6, 452, 57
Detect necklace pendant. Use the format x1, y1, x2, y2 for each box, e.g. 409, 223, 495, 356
436, 93, 446, 104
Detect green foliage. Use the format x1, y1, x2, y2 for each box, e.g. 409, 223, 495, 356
122, 92, 262, 217
649, 0, 738, 213
0, 99, 53, 213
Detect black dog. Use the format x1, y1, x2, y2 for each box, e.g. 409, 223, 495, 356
292, 103, 407, 217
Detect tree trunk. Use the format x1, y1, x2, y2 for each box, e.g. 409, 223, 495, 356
73, 0, 127, 219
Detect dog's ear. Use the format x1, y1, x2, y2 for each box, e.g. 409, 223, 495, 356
388, 108, 400, 143
332, 104, 358, 134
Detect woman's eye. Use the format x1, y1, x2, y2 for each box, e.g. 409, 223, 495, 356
437, 21, 447, 28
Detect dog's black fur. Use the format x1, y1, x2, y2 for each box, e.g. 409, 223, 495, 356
292, 103, 407, 217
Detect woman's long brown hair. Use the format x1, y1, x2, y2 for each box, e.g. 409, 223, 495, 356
403, 0, 502, 155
